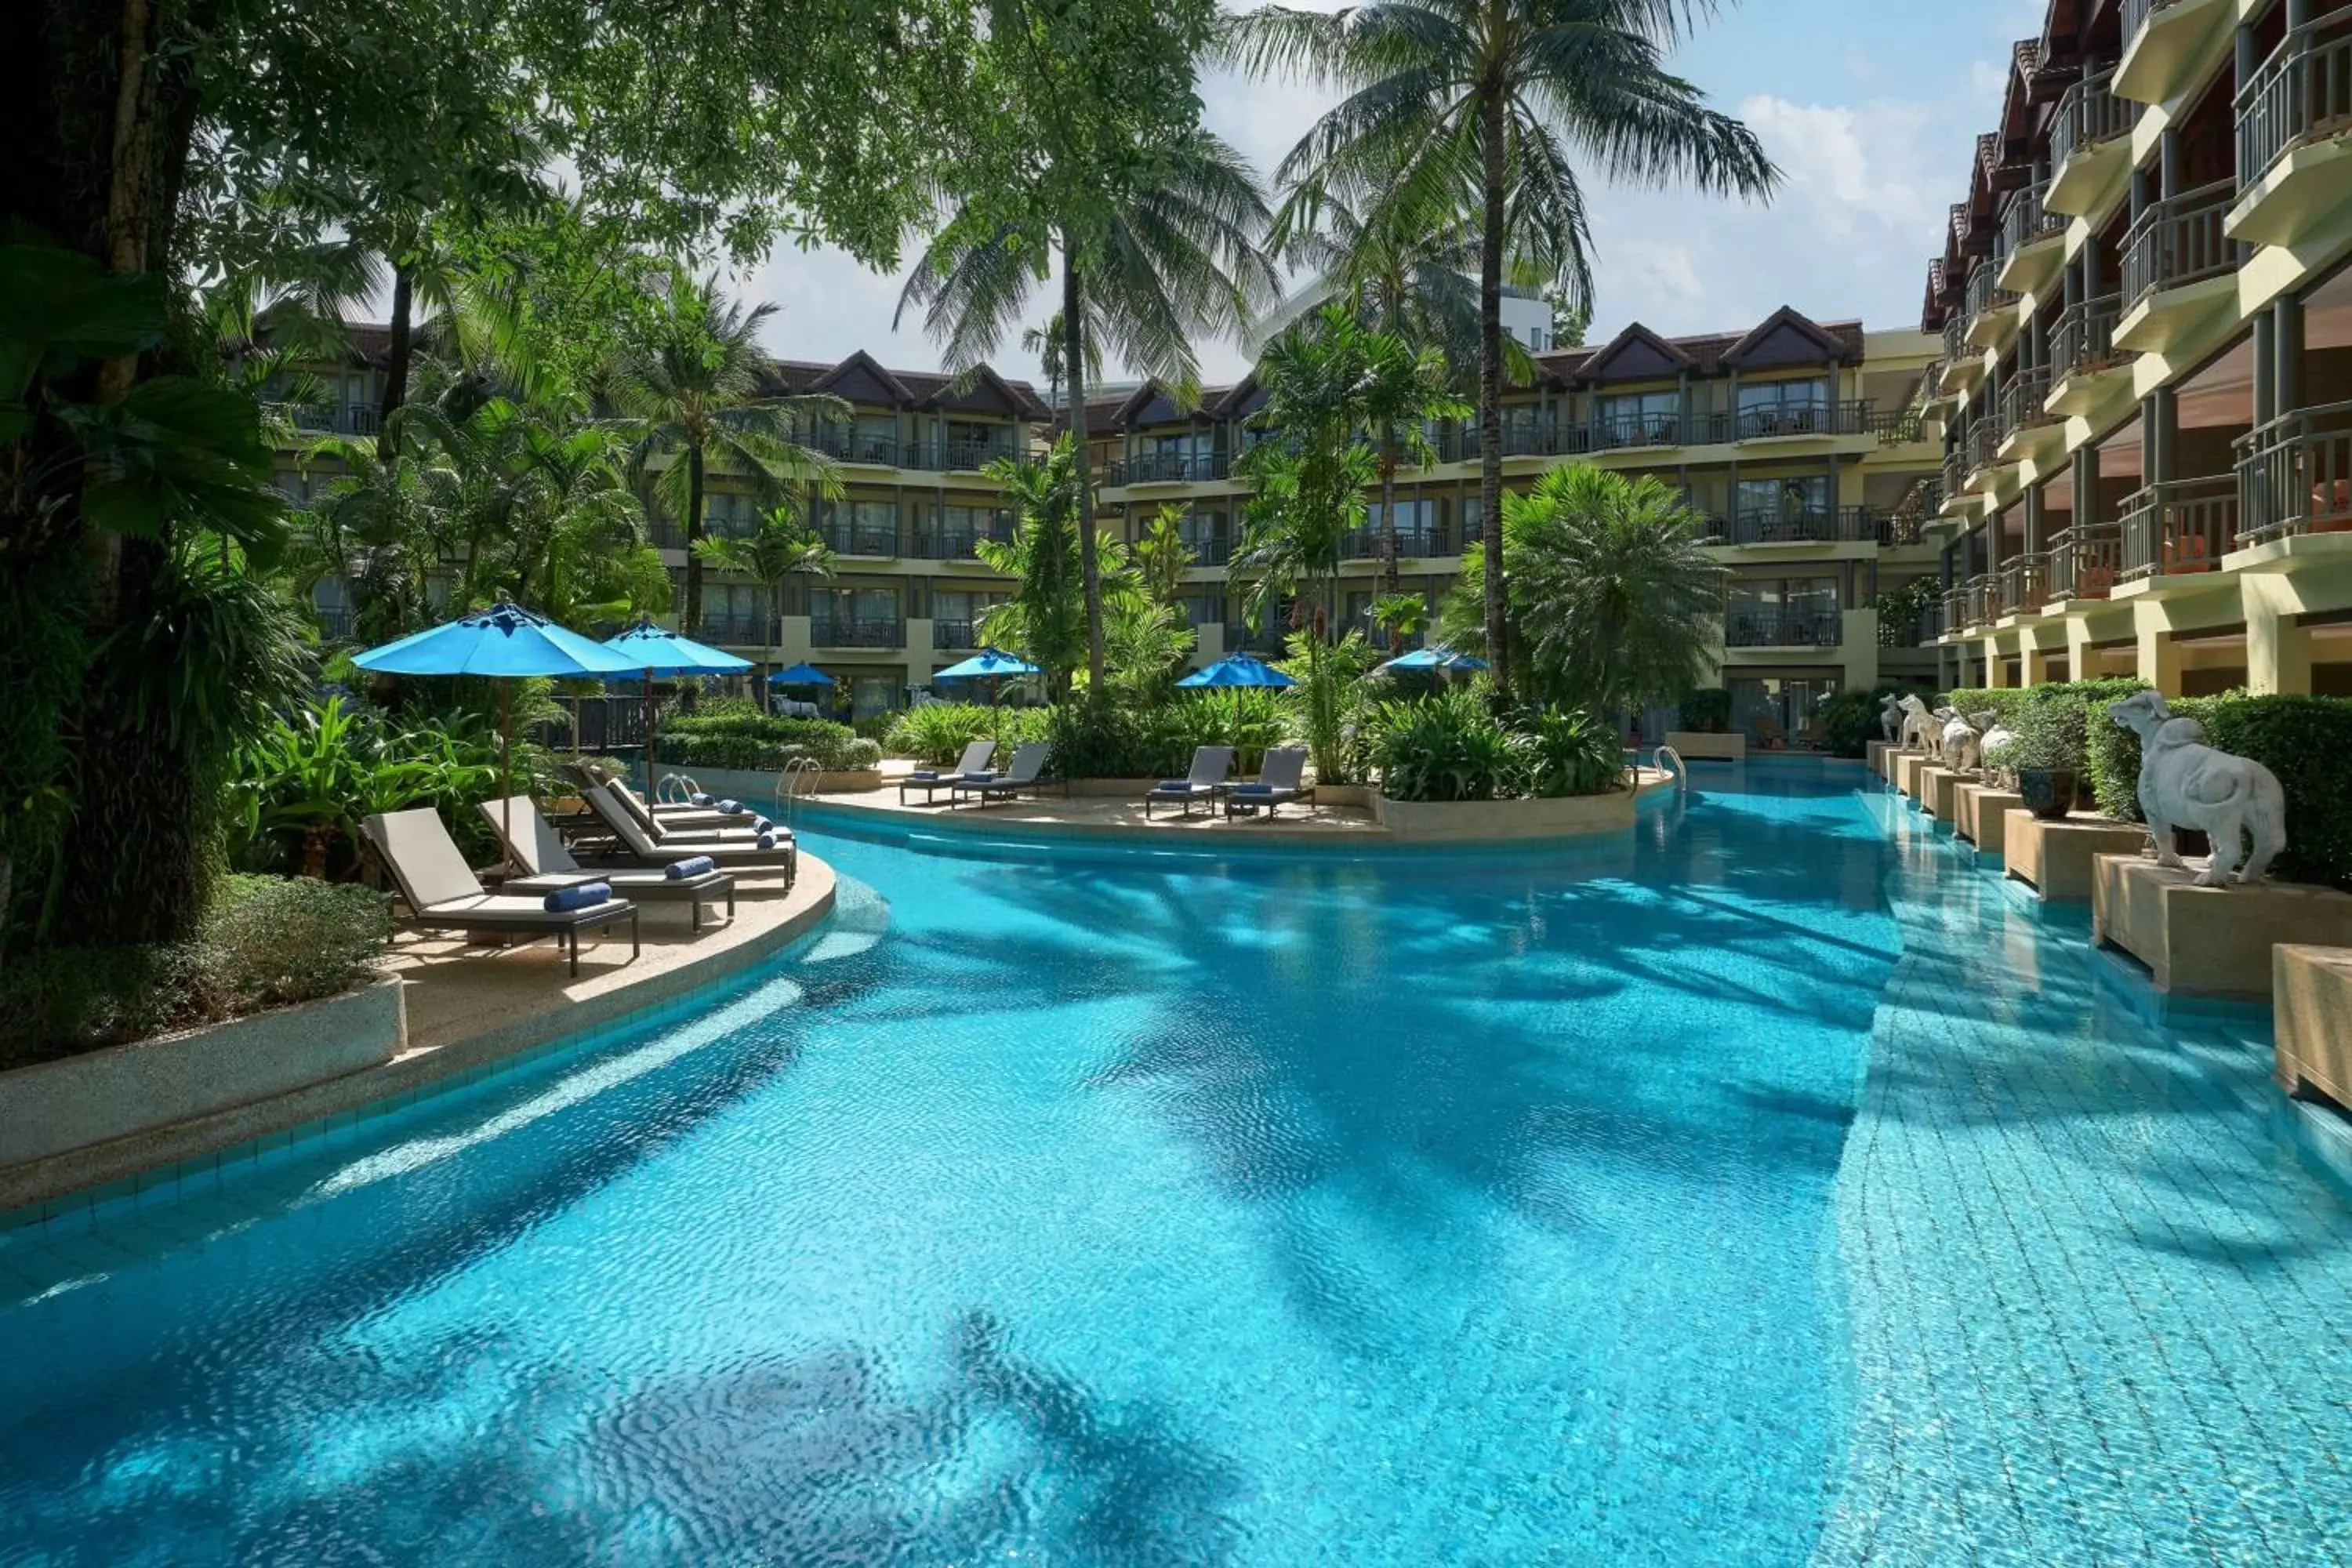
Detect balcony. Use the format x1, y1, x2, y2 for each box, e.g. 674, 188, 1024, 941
1724, 608, 1842, 649
932, 619, 978, 651
910, 440, 1023, 473
1964, 263, 2021, 350
1965, 573, 1997, 628
2118, 0, 2234, 107
913, 524, 1014, 561
2047, 294, 2130, 414
695, 615, 768, 646
1997, 364, 2062, 463
1940, 584, 1973, 637
808, 615, 906, 649
2230, 10, 2352, 247
1445, 423, 1591, 462
2047, 70, 2136, 216
1942, 443, 1976, 514
1341, 527, 1454, 560
813, 431, 902, 466
2234, 400, 2352, 547
2118, 474, 2239, 583
1730, 401, 1874, 442
1591, 412, 1690, 451
1997, 552, 2051, 617
818, 525, 900, 557
2047, 522, 2123, 602
1108, 451, 1230, 485
1723, 507, 1886, 547
2118, 180, 2241, 354
268, 401, 380, 437
1994, 184, 2067, 297
1965, 416, 2007, 485
1939, 315, 1983, 396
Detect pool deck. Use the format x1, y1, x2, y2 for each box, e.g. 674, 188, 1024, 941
2, 858, 837, 1223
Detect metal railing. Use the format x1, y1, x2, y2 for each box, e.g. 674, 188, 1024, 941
1996, 183, 2063, 267
2052, 68, 2133, 169
914, 441, 1024, 473
313, 605, 356, 641
2046, 522, 2122, 601
2123, 0, 2190, 53
1965, 573, 1997, 628
1108, 451, 1231, 485
695, 615, 768, 645
1965, 263, 2020, 332
2235, 399, 2352, 545
2052, 294, 2125, 379
268, 401, 381, 437
808, 615, 906, 648
2238, 11, 2352, 187
1944, 443, 1973, 505
1341, 528, 1454, 559
1725, 401, 1875, 441
1725, 608, 1842, 648
1998, 552, 2050, 615
1943, 313, 1971, 371
912, 523, 1015, 561
2122, 179, 2240, 309
2000, 365, 2056, 440
1941, 584, 1973, 634
812, 431, 902, 466
1726, 506, 1886, 546
932, 619, 977, 650
1967, 416, 2003, 477
818, 524, 900, 557
2118, 474, 2239, 581
1443, 423, 1590, 461
1591, 413, 1690, 450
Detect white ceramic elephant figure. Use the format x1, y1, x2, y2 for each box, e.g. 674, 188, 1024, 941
1897, 695, 1940, 752
1978, 718, 2016, 781
1940, 712, 1984, 775
2107, 691, 2287, 887
1880, 693, 1903, 745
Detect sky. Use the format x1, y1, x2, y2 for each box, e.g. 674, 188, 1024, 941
739, 0, 2052, 389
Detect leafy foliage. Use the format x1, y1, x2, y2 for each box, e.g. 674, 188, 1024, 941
1676, 688, 1732, 735
1276, 628, 1382, 784
1519, 709, 1623, 799
1372, 690, 1526, 803
655, 706, 879, 773
883, 705, 1055, 766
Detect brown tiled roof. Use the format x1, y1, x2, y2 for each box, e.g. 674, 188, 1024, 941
760, 354, 1049, 419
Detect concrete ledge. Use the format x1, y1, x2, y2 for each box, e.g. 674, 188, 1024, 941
2004, 811, 2148, 902
2275, 946, 2352, 1105
1919, 767, 1962, 823
1, 860, 837, 1214
0, 978, 405, 1171
1867, 740, 1895, 779
1894, 752, 1929, 799
1374, 789, 1633, 840
679, 764, 879, 800
1664, 731, 1745, 761
2092, 855, 2352, 999
1955, 785, 2024, 852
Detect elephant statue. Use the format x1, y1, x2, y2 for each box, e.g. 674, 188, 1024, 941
1978, 717, 2016, 782
1897, 695, 1940, 753
1879, 693, 1903, 746
1940, 711, 1984, 775
2107, 691, 2287, 887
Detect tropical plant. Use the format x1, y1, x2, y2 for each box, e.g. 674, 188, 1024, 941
1372, 688, 1526, 802
1441, 467, 1725, 718
1227, 0, 1778, 692
884, 704, 1054, 766
225, 696, 503, 878
975, 441, 1094, 700
1520, 708, 1623, 797
693, 506, 836, 676
1370, 591, 1431, 652
1276, 628, 1383, 784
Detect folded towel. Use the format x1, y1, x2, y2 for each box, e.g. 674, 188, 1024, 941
543, 881, 611, 912
691, 793, 715, 808
1154, 779, 1189, 792
718, 799, 743, 815
756, 830, 778, 850
1234, 782, 1283, 794
961, 771, 998, 784
909, 769, 942, 782
665, 855, 717, 880
753, 816, 773, 833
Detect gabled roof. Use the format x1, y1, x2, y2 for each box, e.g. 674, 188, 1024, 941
1720, 306, 1860, 368
1573, 322, 1698, 383
908, 361, 1051, 420
808, 349, 919, 407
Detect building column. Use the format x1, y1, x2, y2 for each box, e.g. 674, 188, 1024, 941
2073, 445, 2102, 532
2275, 291, 2306, 419
2134, 601, 2184, 695
2146, 386, 2177, 486
2065, 616, 2098, 684
2024, 486, 2048, 555
2245, 575, 2315, 694
1984, 634, 2013, 687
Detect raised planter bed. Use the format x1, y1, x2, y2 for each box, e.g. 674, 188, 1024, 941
2003, 811, 2148, 902
2275, 946, 2352, 1105
2093, 856, 2352, 1000
1374, 789, 1635, 841
1664, 731, 1744, 761
0, 977, 405, 1172
1955, 784, 2024, 854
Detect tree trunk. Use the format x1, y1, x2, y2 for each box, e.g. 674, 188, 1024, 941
1062, 256, 1106, 691
1478, 80, 1511, 699
1378, 440, 1400, 593
378, 261, 415, 459
681, 441, 706, 713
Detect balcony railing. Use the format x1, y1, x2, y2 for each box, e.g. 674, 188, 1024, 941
1998, 552, 2051, 615
2123, 0, 2190, 53
1725, 608, 1842, 648
913, 524, 1015, 561
2047, 522, 2123, 601
1995, 184, 2063, 267
2000, 365, 2056, 440
813, 431, 902, 466
1965, 263, 2020, 331
2235, 399, 2352, 545
313, 605, 356, 641
2238, 11, 2352, 188
268, 401, 381, 437
1726, 401, 1874, 441
1444, 423, 1590, 461
818, 525, 900, 557
1341, 527, 1454, 560
912, 441, 1023, 473
932, 619, 977, 650
1965, 573, 1997, 629
1943, 313, 1971, 371
1109, 451, 1230, 485
1967, 416, 2003, 477
1591, 413, 1690, 450
808, 615, 906, 648
2052, 294, 2125, 378
2052, 68, 2132, 169
2122, 179, 2240, 309
2119, 474, 2239, 581
695, 615, 768, 645
1941, 585, 1972, 635
1944, 442, 1973, 503
1725, 506, 1886, 546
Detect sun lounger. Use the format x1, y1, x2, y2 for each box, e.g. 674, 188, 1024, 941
568, 762, 756, 828
1223, 746, 1309, 818
582, 784, 798, 887
478, 797, 736, 932
950, 742, 1051, 809
1144, 746, 1234, 819
900, 740, 997, 805
360, 808, 638, 977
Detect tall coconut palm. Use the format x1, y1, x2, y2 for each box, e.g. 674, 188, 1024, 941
1018, 312, 1102, 411
693, 507, 837, 681
975, 441, 1094, 702
1224, 0, 1779, 696
898, 126, 1279, 690
606, 275, 843, 663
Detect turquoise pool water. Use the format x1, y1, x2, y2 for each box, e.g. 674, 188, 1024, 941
2, 768, 2347, 1566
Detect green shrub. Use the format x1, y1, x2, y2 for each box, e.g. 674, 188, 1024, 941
851, 713, 897, 742
0, 946, 193, 1067
1984, 679, 2146, 783
1521, 710, 1623, 798
1677, 688, 1731, 734
1374, 690, 1526, 802
655, 711, 874, 772
1939, 688, 2034, 726
1815, 684, 1930, 759
884, 703, 1050, 764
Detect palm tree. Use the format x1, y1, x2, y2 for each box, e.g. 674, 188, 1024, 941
693, 506, 837, 681
1439, 466, 1725, 716
975, 441, 1093, 702
1225, 0, 1779, 695
898, 126, 1279, 691
1018, 312, 1102, 410
263, 227, 470, 458
606, 274, 843, 665
1355, 327, 1470, 588
1369, 590, 1430, 652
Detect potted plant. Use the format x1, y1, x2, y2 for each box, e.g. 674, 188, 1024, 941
1992, 699, 2085, 821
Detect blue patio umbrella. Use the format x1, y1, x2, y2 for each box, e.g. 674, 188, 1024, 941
768, 662, 837, 687
1177, 652, 1297, 690
354, 600, 641, 865
932, 647, 1041, 681
603, 618, 753, 771
1373, 646, 1490, 677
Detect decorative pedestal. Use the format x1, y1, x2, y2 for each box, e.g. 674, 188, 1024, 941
2092, 856, 2352, 998
2003, 811, 2148, 902
1955, 785, 2024, 852
1664, 731, 1745, 761
1867, 740, 1892, 779
1894, 752, 1928, 800
2275, 946, 2352, 1105
1919, 767, 1962, 823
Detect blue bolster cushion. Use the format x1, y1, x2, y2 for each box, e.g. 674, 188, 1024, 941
665, 855, 717, 880
962, 772, 998, 784
753, 816, 774, 833
756, 831, 778, 850
543, 881, 611, 912
691, 793, 716, 807
1234, 783, 1277, 795
1155, 779, 1189, 792
718, 799, 743, 815
909, 769, 942, 782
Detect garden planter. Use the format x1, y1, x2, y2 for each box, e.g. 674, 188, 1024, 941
2017, 768, 2079, 821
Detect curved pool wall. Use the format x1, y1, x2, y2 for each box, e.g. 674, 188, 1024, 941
0, 764, 2346, 1565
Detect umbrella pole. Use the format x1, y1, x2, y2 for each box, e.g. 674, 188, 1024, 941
498, 681, 514, 877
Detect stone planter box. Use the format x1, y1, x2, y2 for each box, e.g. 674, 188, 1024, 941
1374, 789, 1633, 841
1663, 731, 1744, 761
2275, 946, 2352, 1105
1894, 752, 1929, 799
1918, 767, 1962, 823
2003, 811, 2148, 902
1313, 783, 1379, 811
2093, 855, 2352, 999
1867, 740, 1895, 779
1955, 785, 2024, 853
0, 977, 405, 1172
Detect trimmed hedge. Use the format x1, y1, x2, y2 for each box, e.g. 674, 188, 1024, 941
2090, 692, 2352, 890
1985, 678, 2146, 780
655, 709, 880, 772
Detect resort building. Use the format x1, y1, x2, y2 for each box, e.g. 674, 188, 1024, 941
268, 310, 1950, 742
1924, 0, 2352, 696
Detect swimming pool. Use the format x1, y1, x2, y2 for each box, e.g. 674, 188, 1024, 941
1, 768, 2346, 1566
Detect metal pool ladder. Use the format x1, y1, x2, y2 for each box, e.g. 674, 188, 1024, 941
777, 757, 823, 825
1653, 746, 1690, 789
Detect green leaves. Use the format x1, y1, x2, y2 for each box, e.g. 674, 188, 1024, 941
66, 377, 285, 551
0, 246, 169, 439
